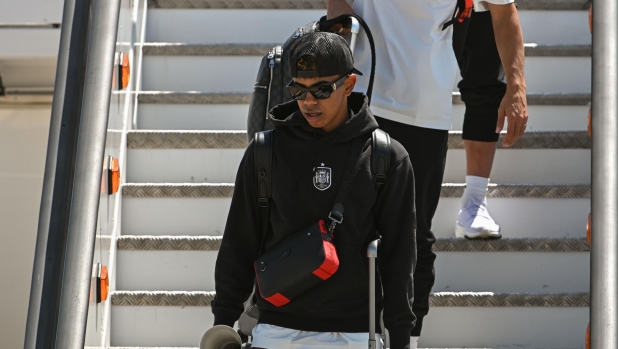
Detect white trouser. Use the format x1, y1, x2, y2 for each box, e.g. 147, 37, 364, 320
251, 324, 383, 349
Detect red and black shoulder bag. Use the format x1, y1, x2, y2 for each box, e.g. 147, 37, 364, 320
252, 131, 367, 307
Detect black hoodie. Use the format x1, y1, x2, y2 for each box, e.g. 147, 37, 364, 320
212, 92, 417, 349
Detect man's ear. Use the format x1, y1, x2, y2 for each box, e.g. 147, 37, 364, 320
344, 74, 357, 96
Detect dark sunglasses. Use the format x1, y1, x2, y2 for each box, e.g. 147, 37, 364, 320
286, 75, 348, 100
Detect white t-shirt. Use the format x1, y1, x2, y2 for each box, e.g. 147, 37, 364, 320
352, 0, 459, 130
251, 324, 384, 349
473, 0, 515, 12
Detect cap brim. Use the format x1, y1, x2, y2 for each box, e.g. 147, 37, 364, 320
351, 68, 363, 76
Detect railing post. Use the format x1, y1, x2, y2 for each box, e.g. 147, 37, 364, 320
591, 0, 618, 347
54, 0, 122, 347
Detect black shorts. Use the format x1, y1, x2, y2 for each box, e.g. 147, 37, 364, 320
453, 11, 507, 142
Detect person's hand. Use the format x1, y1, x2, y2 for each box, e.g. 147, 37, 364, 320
496, 84, 528, 147
326, 0, 355, 35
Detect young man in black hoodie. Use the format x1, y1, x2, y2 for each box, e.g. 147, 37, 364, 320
212, 32, 417, 349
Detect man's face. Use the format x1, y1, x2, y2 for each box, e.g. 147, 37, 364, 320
291, 74, 356, 133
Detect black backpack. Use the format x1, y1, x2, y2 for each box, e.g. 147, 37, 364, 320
246, 14, 376, 142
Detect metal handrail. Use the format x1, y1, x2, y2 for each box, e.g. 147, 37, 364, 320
591, 0, 618, 347
24, 0, 122, 347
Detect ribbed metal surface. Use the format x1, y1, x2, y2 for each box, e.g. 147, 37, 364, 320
143, 43, 275, 56
127, 131, 248, 149
524, 44, 591, 57
111, 291, 589, 307
434, 238, 589, 252
145, 43, 591, 57
122, 183, 234, 198
111, 291, 216, 306
139, 92, 590, 105
118, 235, 222, 250
441, 183, 590, 198
147, 0, 589, 10
430, 292, 590, 307
117, 235, 589, 252
138, 92, 251, 104
123, 183, 590, 198
450, 131, 590, 149
147, 0, 326, 8
515, 0, 590, 10
127, 130, 590, 149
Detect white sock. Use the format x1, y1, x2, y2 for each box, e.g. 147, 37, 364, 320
462, 175, 489, 206
410, 336, 419, 349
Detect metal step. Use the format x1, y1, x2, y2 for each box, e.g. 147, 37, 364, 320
125, 131, 590, 184
135, 103, 588, 132
116, 236, 589, 292
110, 291, 589, 348
127, 149, 590, 184
143, 43, 591, 57
141, 55, 590, 93
120, 183, 589, 237
145, 7, 590, 46
138, 91, 591, 105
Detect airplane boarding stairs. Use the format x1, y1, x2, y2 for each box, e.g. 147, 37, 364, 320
106, 0, 592, 347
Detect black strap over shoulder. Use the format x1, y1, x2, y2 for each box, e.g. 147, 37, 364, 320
254, 130, 273, 208
372, 129, 391, 184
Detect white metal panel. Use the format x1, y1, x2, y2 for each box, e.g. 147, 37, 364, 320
0, 0, 64, 23
0, 29, 60, 57
420, 307, 588, 348
127, 148, 591, 185
111, 305, 215, 347
433, 197, 590, 238
138, 104, 249, 130
146, 9, 327, 43
520, 10, 591, 45
121, 197, 232, 236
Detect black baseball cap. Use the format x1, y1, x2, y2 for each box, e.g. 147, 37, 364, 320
288, 31, 363, 78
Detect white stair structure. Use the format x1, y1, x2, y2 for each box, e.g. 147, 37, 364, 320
107, 0, 592, 348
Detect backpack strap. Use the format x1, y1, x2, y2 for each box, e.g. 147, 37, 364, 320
442, 0, 474, 30
372, 129, 391, 184
254, 130, 273, 253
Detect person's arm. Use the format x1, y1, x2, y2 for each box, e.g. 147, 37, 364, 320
375, 155, 417, 349
326, 0, 355, 35
211, 143, 262, 326
487, 2, 529, 147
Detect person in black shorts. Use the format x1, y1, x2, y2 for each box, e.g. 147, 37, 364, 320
452, 2, 529, 240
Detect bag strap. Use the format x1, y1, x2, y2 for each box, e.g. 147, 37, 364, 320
327, 135, 368, 234
254, 130, 273, 254
371, 129, 391, 185
442, 0, 474, 30
319, 14, 377, 104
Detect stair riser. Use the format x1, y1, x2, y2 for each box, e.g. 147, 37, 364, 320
141, 55, 591, 93
137, 104, 249, 130
116, 250, 589, 293
122, 198, 231, 236
420, 307, 588, 348
146, 9, 325, 44
136, 104, 589, 131
110, 304, 587, 348
127, 148, 590, 184
111, 306, 214, 347
146, 9, 591, 46
121, 197, 589, 238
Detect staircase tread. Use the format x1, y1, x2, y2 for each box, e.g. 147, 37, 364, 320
137, 91, 591, 105
110, 290, 590, 307
126, 130, 591, 150
121, 183, 591, 198
142, 43, 591, 57
117, 235, 589, 252
147, 0, 589, 10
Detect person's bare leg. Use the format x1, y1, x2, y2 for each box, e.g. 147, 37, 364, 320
465, 140, 496, 177
456, 140, 502, 239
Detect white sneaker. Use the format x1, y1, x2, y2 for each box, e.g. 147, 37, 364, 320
455, 196, 502, 239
